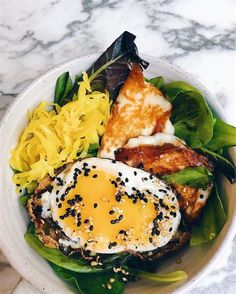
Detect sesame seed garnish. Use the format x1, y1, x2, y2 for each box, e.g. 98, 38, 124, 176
94, 203, 98, 208
134, 171, 137, 176
159, 189, 167, 193
92, 174, 98, 178
118, 172, 122, 176
200, 194, 204, 199
108, 241, 117, 249
112, 160, 116, 163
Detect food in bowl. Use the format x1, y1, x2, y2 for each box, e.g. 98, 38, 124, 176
9, 31, 236, 293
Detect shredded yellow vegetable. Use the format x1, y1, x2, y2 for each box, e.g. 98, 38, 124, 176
10, 73, 110, 192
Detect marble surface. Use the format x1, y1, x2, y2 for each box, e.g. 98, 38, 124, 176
0, 0, 236, 293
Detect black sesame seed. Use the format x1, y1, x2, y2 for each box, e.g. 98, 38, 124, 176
112, 160, 116, 163
118, 172, 122, 177
94, 203, 98, 208
151, 227, 160, 236
125, 178, 129, 183
109, 210, 115, 215
58, 203, 62, 208
169, 227, 173, 232
200, 194, 204, 199
75, 195, 83, 202
134, 171, 137, 176
92, 174, 98, 178
149, 237, 153, 243
170, 211, 177, 217
84, 219, 89, 224
108, 242, 117, 249
159, 189, 167, 193
89, 225, 94, 231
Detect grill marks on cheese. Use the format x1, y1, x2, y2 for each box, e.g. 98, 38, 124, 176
99, 65, 173, 159
115, 134, 213, 221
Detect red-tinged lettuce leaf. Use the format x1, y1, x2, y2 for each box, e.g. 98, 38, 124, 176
55, 31, 148, 106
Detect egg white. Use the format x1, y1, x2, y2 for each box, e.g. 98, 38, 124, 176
40, 158, 181, 254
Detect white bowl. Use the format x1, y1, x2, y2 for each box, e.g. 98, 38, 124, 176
0, 54, 236, 294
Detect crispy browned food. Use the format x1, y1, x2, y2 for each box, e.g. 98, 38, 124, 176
115, 144, 213, 175
115, 143, 213, 222
99, 64, 173, 159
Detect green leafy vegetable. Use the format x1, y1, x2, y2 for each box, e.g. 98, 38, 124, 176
171, 91, 214, 148
162, 167, 213, 189
190, 185, 226, 246
199, 147, 236, 183
19, 189, 32, 207
161, 81, 200, 102
54, 31, 148, 106
206, 118, 236, 151
51, 263, 124, 294
25, 233, 103, 273
87, 143, 100, 157
148, 76, 165, 89
126, 267, 187, 283
87, 31, 148, 101
54, 72, 73, 106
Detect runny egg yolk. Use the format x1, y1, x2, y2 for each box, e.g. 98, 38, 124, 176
55, 170, 158, 252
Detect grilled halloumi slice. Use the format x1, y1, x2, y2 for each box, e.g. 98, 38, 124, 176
98, 64, 174, 159
115, 133, 213, 222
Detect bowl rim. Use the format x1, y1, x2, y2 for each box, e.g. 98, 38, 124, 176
0, 53, 236, 294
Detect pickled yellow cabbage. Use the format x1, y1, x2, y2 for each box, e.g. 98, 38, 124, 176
10, 73, 110, 192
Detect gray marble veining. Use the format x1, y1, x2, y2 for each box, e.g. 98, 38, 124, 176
0, 0, 236, 293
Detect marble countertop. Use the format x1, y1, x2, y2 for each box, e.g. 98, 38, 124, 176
0, 0, 235, 293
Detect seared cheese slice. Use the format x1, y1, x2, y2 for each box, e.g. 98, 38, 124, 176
99, 64, 174, 159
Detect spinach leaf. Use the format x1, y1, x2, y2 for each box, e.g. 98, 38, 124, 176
161, 81, 200, 102
190, 185, 226, 246
199, 147, 236, 183
126, 267, 187, 283
162, 167, 213, 189
171, 91, 214, 148
148, 76, 165, 89
51, 263, 124, 294
206, 118, 236, 151
54, 72, 73, 106
27, 222, 35, 234
19, 189, 32, 207
25, 233, 103, 273
87, 143, 100, 157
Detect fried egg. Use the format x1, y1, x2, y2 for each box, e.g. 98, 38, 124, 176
39, 158, 181, 254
